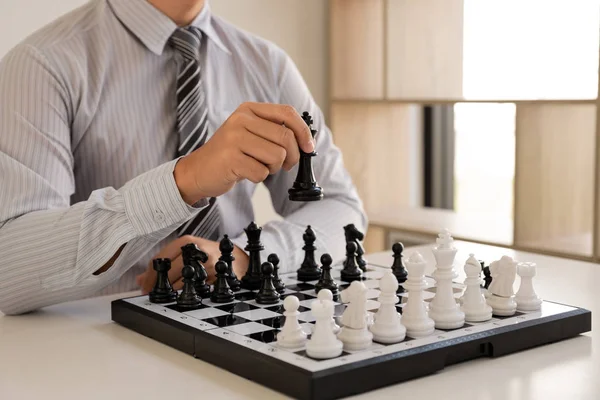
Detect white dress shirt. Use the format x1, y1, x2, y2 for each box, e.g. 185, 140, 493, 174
0, 0, 366, 315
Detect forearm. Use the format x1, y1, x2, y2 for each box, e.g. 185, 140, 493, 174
0, 159, 203, 315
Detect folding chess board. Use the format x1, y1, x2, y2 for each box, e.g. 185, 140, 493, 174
111, 261, 591, 400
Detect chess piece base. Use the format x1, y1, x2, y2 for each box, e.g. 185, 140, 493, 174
428, 306, 465, 329
516, 295, 542, 311
461, 304, 493, 322
401, 315, 435, 338
149, 291, 176, 304
337, 326, 373, 351
487, 294, 517, 316
370, 320, 406, 344
340, 270, 362, 282
288, 185, 324, 202
211, 291, 235, 304
277, 329, 307, 349
297, 269, 321, 281
306, 339, 343, 359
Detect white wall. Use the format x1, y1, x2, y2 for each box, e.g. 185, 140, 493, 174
0, 0, 328, 225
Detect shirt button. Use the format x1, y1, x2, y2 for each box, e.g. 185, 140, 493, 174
154, 210, 165, 222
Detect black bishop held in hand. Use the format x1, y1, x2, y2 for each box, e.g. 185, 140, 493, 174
181, 243, 210, 298
288, 111, 323, 202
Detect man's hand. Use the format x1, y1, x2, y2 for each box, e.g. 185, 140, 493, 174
174, 102, 315, 205
136, 235, 249, 294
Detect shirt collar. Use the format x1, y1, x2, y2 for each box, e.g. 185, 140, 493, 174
108, 0, 231, 56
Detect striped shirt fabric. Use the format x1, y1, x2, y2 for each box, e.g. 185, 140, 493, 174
0, 0, 366, 315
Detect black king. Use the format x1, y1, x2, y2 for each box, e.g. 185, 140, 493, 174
288, 111, 324, 202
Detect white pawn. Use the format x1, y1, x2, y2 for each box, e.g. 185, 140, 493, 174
401, 251, 435, 337
276, 296, 307, 348
370, 271, 406, 343
460, 254, 492, 322
306, 299, 343, 359
317, 289, 340, 333
515, 262, 542, 311
337, 281, 373, 350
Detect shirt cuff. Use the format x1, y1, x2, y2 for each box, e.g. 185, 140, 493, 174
122, 159, 207, 236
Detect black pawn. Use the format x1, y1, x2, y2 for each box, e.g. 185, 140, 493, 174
391, 242, 408, 293
288, 111, 324, 202
268, 253, 286, 294
315, 253, 339, 298
211, 261, 235, 303
341, 242, 362, 282
177, 265, 202, 310
219, 235, 241, 291
297, 225, 321, 281
149, 258, 177, 303
256, 262, 281, 305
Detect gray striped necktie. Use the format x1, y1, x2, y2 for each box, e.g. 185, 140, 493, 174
170, 26, 221, 241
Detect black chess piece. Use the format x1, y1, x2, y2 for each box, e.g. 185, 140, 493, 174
211, 260, 235, 303
256, 262, 281, 304
267, 253, 286, 293
149, 258, 177, 303
390, 242, 408, 293
480, 260, 492, 289
177, 264, 202, 310
181, 243, 210, 298
297, 225, 321, 281
288, 111, 324, 202
341, 242, 362, 282
344, 224, 367, 271
315, 253, 339, 299
241, 221, 264, 291
219, 234, 241, 291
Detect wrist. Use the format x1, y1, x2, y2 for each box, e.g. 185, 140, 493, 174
174, 156, 202, 205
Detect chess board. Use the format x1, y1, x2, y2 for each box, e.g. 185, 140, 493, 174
111, 262, 591, 400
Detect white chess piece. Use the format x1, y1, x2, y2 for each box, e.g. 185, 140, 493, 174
337, 281, 373, 350
276, 296, 307, 348
369, 271, 406, 343
401, 251, 435, 337
486, 255, 518, 316
460, 254, 492, 322
317, 289, 340, 333
306, 299, 343, 359
515, 262, 542, 311
428, 229, 465, 329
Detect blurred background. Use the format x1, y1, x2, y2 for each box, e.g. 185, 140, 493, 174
3, 0, 600, 263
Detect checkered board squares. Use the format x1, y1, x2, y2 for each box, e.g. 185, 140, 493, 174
121, 264, 583, 373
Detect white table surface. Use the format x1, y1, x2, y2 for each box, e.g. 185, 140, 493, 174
0, 241, 598, 400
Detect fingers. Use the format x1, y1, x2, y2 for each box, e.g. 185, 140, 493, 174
240, 102, 315, 154
238, 129, 287, 174
232, 152, 270, 184
243, 117, 300, 171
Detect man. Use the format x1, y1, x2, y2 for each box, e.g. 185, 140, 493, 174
0, 0, 366, 315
